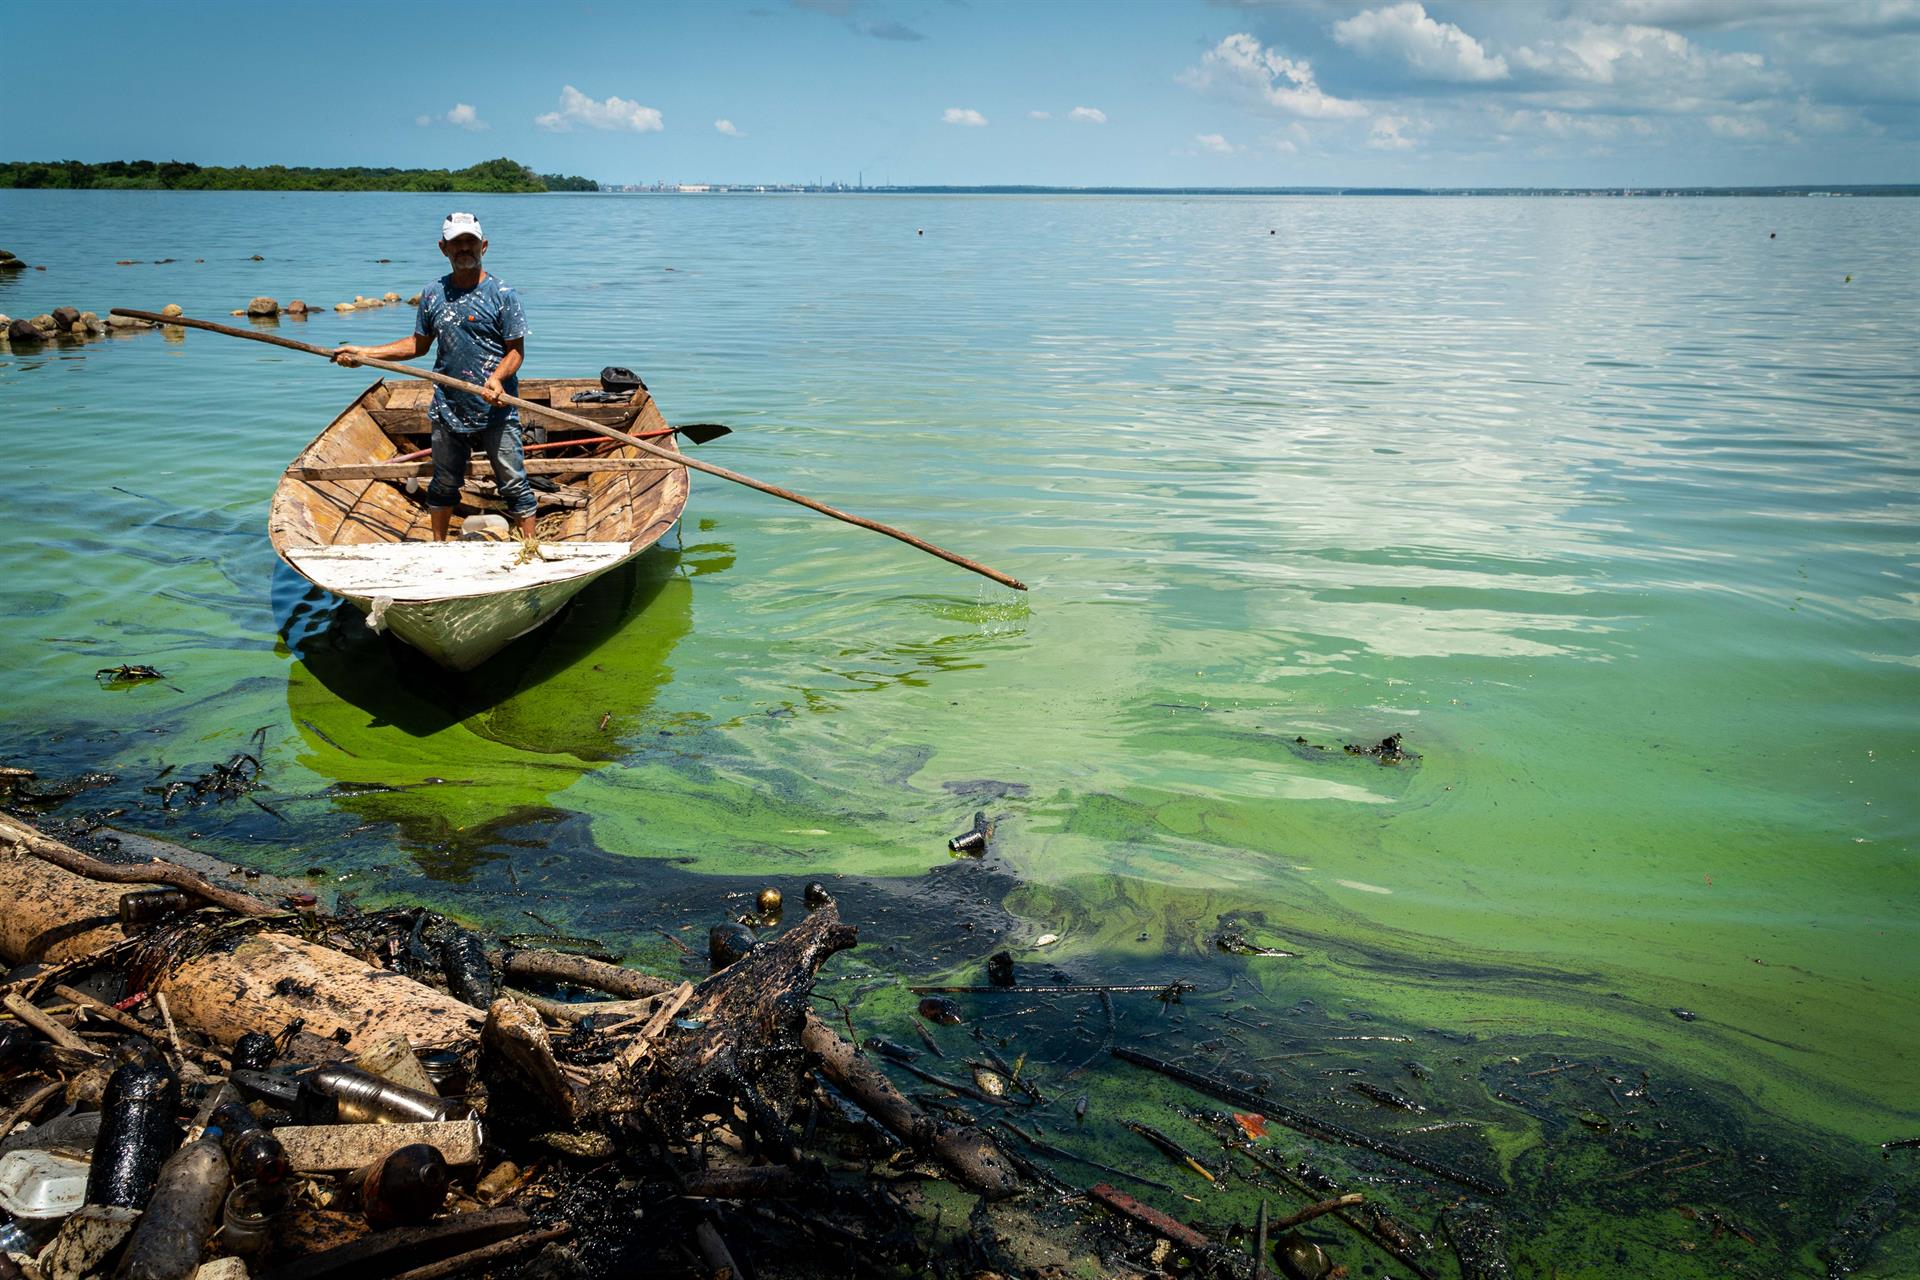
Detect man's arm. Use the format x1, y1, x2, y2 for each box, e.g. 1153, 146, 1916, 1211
481, 339, 524, 405
333, 333, 432, 367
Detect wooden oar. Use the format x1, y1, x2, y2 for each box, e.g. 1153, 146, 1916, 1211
393, 424, 729, 465
111, 309, 1026, 591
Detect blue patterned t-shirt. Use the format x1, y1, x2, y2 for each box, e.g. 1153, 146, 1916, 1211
413, 273, 528, 434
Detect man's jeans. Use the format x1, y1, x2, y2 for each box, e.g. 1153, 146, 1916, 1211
424, 419, 536, 519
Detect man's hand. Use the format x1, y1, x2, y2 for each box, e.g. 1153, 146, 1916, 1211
482, 375, 506, 406
333, 345, 363, 368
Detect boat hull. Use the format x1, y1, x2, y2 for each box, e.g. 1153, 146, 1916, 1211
269, 376, 690, 671
338, 562, 616, 670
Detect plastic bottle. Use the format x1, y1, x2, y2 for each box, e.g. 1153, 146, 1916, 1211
112, 1136, 230, 1280
208, 1104, 291, 1200
354, 1143, 449, 1228
85, 1061, 181, 1210
0, 1207, 34, 1255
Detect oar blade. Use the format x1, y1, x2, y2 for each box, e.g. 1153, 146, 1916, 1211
675, 422, 733, 446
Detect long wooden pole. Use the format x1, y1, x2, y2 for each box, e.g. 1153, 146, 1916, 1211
110, 309, 1028, 592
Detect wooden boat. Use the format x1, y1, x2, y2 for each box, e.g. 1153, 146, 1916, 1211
269, 377, 689, 671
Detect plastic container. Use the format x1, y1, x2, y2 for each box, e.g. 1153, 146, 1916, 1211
0, 1148, 89, 1220
220, 1182, 272, 1257
84, 1060, 181, 1211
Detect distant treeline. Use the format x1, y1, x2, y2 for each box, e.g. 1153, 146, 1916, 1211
0, 157, 598, 193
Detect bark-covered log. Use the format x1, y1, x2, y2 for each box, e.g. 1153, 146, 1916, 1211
610, 902, 858, 1159
0, 821, 482, 1052
801, 1016, 1020, 1199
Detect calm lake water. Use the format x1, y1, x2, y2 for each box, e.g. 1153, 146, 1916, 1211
2, 190, 1917, 1273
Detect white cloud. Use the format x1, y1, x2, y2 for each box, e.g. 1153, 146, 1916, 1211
1510, 22, 1780, 99
1706, 113, 1769, 137
1333, 3, 1509, 82
418, 104, 488, 131
1180, 33, 1367, 119
535, 85, 664, 133
715, 119, 743, 137
1196, 132, 1236, 152
1367, 114, 1418, 149
943, 107, 988, 126
1029, 110, 1052, 120
1588, 0, 1920, 32
1792, 96, 1878, 134
1069, 106, 1108, 124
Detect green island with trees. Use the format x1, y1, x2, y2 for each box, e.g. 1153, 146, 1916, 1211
0, 157, 598, 193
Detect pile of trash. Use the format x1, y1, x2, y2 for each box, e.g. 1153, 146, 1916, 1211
0, 813, 1023, 1280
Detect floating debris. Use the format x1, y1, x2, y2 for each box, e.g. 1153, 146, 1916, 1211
860, 1036, 918, 1064
755, 887, 783, 919
948, 809, 992, 856
970, 1065, 1010, 1097
708, 922, 757, 971
1213, 924, 1301, 958
1033, 933, 1060, 948
917, 996, 964, 1026
1671, 1007, 1698, 1022
986, 950, 1015, 987
1442, 1201, 1513, 1280
803, 881, 833, 909
1350, 1080, 1423, 1112
1344, 732, 1416, 764
1273, 1231, 1333, 1279
1821, 1183, 1897, 1278
95, 664, 166, 685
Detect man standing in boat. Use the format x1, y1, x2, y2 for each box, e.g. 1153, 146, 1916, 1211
333, 212, 536, 540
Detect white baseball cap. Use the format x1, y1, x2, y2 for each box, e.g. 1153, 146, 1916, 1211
441, 212, 484, 242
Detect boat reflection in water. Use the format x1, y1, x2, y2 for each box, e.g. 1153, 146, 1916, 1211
274, 549, 694, 880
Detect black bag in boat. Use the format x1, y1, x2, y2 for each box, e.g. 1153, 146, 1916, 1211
599, 366, 647, 394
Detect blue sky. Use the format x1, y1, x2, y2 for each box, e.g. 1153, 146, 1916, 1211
10, 0, 1916, 186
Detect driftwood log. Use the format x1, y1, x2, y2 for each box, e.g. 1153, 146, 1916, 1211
0, 815, 481, 1052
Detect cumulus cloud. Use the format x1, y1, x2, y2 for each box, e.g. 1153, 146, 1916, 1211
1366, 115, 1412, 149
1706, 113, 1769, 137
1180, 33, 1367, 119
1196, 132, 1236, 152
418, 104, 489, 131
1792, 96, 1878, 134
1069, 106, 1108, 123
1333, 3, 1509, 82
715, 119, 743, 136
1587, 0, 1920, 32
535, 85, 664, 133
1509, 22, 1780, 100
943, 107, 988, 126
